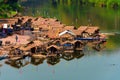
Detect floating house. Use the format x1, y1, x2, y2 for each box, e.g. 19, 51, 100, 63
73, 40, 84, 51
85, 27, 99, 37
61, 41, 74, 53
0, 16, 107, 65
20, 40, 44, 54
59, 30, 75, 41
46, 45, 61, 54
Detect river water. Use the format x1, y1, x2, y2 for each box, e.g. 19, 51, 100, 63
0, 0, 120, 80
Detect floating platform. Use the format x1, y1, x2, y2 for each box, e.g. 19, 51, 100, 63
32, 54, 46, 59
0, 16, 107, 67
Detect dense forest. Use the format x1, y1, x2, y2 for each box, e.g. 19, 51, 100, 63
0, 0, 120, 18
54, 0, 120, 8
0, 0, 22, 18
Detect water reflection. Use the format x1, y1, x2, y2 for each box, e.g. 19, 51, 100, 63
73, 50, 84, 59
5, 59, 29, 69
62, 53, 74, 61
47, 56, 60, 66
3, 51, 85, 68
0, 1, 120, 80
3, 50, 107, 69
2, 42, 106, 69
31, 57, 45, 66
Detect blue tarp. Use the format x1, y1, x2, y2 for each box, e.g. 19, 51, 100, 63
0, 32, 7, 38
75, 38, 100, 40
63, 43, 72, 47
7, 28, 13, 34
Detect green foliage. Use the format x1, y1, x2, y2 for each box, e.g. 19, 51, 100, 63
55, 0, 120, 9
0, 0, 22, 18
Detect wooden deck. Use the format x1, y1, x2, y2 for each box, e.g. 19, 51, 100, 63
32, 54, 46, 59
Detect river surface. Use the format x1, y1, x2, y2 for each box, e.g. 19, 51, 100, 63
0, 0, 120, 80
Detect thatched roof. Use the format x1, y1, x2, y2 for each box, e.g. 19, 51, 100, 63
47, 30, 59, 39
39, 25, 50, 31
60, 33, 74, 38
53, 40, 61, 44
50, 24, 64, 30
20, 40, 43, 51
85, 27, 99, 34
61, 41, 74, 45
13, 45, 20, 49
20, 16, 33, 24
19, 46, 28, 51
0, 18, 18, 26
78, 26, 88, 31
32, 17, 61, 27
72, 30, 83, 36
63, 26, 75, 31
47, 45, 61, 50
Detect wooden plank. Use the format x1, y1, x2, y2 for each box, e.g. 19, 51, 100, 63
9, 57, 22, 61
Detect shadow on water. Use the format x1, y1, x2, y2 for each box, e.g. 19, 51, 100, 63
3, 44, 106, 69
31, 57, 45, 66
46, 56, 60, 66
0, 40, 108, 69
5, 58, 29, 69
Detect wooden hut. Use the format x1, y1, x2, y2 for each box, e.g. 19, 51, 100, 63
46, 45, 61, 54
61, 40, 74, 60
46, 45, 61, 60
52, 40, 61, 46
61, 41, 74, 53
59, 30, 75, 41
92, 40, 106, 51
72, 30, 83, 38
84, 26, 100, 37
73, 40, 84, 51
9, 45, 23, 58
20, 40, 44, 54
77, 26, 89, 38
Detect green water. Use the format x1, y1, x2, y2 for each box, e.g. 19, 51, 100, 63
0, 0, 120, 80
